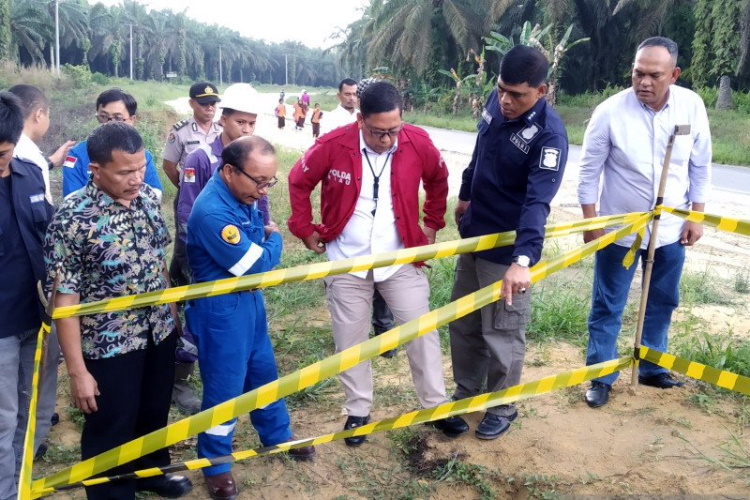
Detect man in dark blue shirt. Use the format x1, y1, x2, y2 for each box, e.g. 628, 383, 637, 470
450, 45, 568, 440
0, 91, 56, 499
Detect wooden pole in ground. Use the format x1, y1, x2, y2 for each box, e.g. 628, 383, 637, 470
631, 124, 691, 387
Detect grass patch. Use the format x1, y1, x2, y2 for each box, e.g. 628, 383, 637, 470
672, 332, 750, 379
527, 278, 591, 346
680, 270, 734, 305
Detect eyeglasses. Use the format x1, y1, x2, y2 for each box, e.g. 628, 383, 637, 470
365, 124, 402, 140
96, 113, 129, 124
233, 166, 278, 190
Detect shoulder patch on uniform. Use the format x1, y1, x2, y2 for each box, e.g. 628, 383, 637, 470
172, 119, 189, 131
182, 167, 196, 183
168, 132, 176, 143
221, 225, 241, 245
63, 156, 76, 168
481, 108, 492, 124
539, 147, 561, 171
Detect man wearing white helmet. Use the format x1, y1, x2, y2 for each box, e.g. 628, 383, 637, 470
176, 83, 269, 257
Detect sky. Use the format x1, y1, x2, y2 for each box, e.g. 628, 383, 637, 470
90, 0, 370, 49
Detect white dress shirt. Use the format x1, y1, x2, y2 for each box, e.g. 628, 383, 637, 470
326, 133, 403, 281
323, 104, 358, 134
13, 133, 52, 202
577, 85, 712, 248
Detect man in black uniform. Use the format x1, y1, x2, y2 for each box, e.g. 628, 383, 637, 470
450, 45, 569, 440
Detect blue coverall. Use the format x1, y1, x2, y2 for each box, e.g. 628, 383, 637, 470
185, 168, 291, 477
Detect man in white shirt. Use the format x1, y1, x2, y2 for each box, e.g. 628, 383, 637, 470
9, 84, 75, 201
323, 78, 359, 133
577, 37, 712, 408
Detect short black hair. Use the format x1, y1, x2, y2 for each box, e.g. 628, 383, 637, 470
499, 45, 549, 87
359, 81, 402, 118
221, 135, 275, 172
338, 78, 357, 91
8, 84, 49, 119
95, 88, 137, 116
637, 36, 678, 63
0, 91, 25, 145
87, 122, 144, 166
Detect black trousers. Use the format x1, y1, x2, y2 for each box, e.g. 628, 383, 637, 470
81, 332, 177, 500
371, 289, 394, 334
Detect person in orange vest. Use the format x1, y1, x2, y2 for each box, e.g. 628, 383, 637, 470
293, 99, 305, 131
311, 103, 323, 139
275, 98, 286, 130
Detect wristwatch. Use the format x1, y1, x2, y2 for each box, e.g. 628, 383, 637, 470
513, 255, 530, 268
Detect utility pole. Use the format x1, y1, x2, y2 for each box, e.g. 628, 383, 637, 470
219, 45, 223, 86
284, 54, 288, 86
55, 0, 60, 76
129, 24, 133, 80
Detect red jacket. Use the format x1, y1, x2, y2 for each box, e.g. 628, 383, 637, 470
287, 123, 449, 250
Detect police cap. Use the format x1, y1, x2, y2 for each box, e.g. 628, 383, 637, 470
190, 82, 221, 104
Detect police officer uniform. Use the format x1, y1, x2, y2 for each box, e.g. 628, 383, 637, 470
185, 168, 293, 478
449, 89, 568, 424
162, 83, 222, 169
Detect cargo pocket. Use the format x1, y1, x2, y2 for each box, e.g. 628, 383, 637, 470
493, 291, 531, 330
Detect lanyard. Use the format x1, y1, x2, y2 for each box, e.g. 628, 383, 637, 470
362, 148, 392, 216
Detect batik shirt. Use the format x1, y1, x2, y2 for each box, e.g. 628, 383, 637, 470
44, 181, 174, 359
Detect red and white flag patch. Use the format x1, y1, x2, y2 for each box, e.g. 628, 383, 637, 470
62, 156, 76, 168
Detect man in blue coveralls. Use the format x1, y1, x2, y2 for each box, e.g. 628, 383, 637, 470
449, 45, 569, 440
186, 136, 315, 500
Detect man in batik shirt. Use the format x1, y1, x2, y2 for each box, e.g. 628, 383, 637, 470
45, 123, 192, 500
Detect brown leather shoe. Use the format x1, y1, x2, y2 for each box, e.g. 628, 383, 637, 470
287, 444, 316, 461
204, 472, 238, 500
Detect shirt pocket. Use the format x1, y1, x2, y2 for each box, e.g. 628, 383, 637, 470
493, 291, 531, 330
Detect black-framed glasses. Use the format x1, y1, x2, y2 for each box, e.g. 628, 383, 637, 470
365, 124, 402, 140
233, 165, 278, 190
96, 113, 128, 124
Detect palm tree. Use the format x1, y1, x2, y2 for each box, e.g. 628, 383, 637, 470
88, 3, 128, 76
10, 0, 52, 64
364, 0, 486, 79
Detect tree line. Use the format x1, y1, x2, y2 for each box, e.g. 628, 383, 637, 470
1, 0, 748, 95
332, 0, 750, 94
0, 0, 342, 86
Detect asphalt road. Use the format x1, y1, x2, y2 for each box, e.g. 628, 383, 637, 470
420, 125, 750, 195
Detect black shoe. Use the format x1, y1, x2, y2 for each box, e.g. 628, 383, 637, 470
639, 373, 684, 389
34, 443, 48, 461
475, 411, 517, 440
343, 415, 370, 447
135, 474, 193, 498
427, 416, 469, 437
380, 348, 398, 359
584, 381, 611, 408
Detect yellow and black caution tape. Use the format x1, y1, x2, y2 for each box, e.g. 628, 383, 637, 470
32, 214, 650, 492
640, 347, 750, 396
51, 213, 647, 320
18, 322, 50, 500
662, 207, 750, 237
32, 356, 633, 497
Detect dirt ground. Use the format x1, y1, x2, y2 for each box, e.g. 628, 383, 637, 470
36, 98, 750, 498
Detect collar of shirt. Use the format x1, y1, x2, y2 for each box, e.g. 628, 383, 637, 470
498, 97, 546, 128
13, 134, 46, 168
211, 134, 225, 158
85, 179, 146, 211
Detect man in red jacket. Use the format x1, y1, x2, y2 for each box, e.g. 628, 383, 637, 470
288, 81, 468, 446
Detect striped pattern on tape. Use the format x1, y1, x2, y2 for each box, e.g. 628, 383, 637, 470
32, 356, 633, 497
662, 207, 750, 237
51, 213, 647, 320
32, 215, 650, 492
640, 346, 750, 395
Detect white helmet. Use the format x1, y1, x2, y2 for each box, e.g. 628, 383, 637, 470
219, 83, 260, 115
